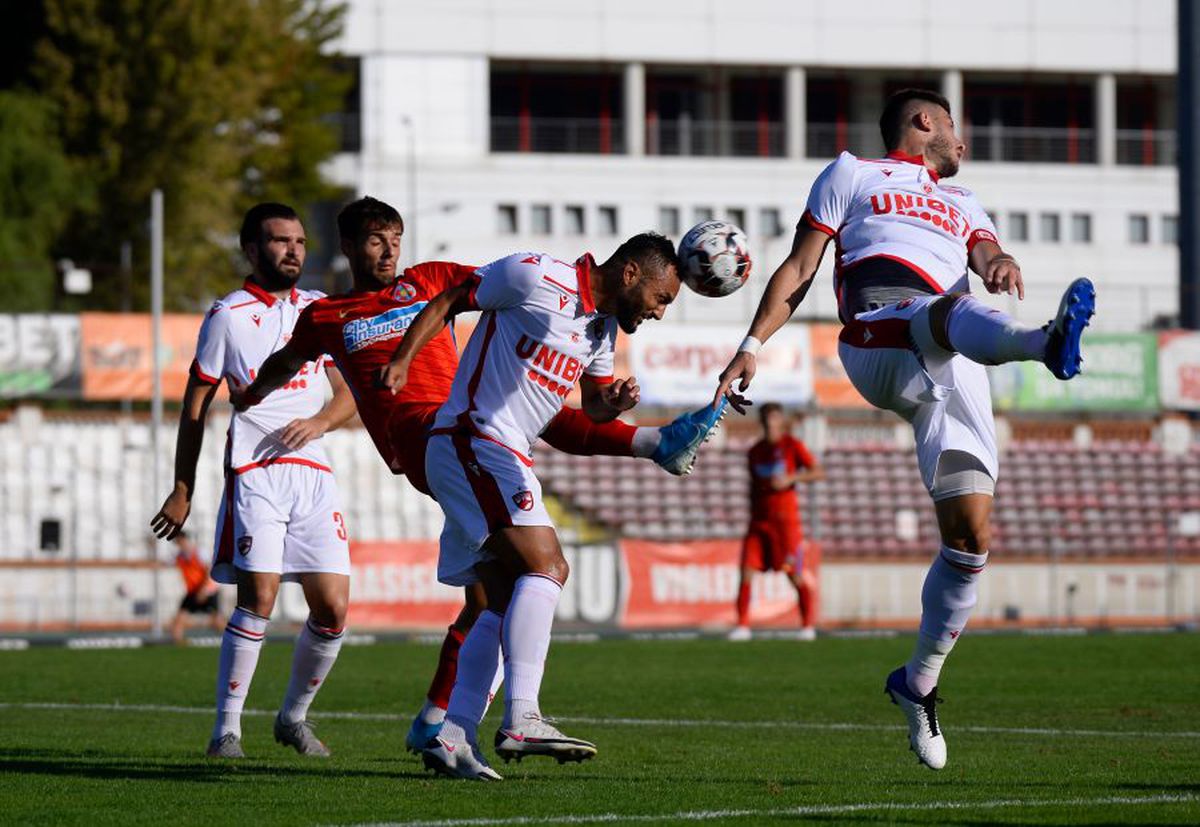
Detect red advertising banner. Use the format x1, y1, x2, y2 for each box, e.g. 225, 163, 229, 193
80, 312, 204, 400
347, 541, 463, 628
810, 322, 870, 408
619, 539, 805, 628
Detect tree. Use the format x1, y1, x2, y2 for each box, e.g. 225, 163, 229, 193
29, 0, 350, 311
0, 91, 83, 311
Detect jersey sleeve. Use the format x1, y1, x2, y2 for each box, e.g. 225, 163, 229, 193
801, 151, 858, 237
792, 439, 816, 470
469, 253, 545, 311
962, 191, 1000, 253
404, 261, 481, 295
582, 321, 617, 384
190, 302, 230, 385
289, 303, 326, 364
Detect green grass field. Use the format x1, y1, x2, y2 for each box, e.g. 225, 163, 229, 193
2, 633, 1198, 826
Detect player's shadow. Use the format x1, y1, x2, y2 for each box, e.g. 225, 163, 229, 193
0, 747, 429, 783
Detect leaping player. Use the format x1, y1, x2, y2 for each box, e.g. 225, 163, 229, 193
234, 198, 726, 757
714, 88, 1094, 770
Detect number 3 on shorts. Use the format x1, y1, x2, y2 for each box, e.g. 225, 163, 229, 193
332, 511, 347, 541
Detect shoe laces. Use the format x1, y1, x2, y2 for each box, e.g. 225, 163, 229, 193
919, 692, 943, 737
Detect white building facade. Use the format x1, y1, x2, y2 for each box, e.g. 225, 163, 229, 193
324, 0, 1178, 332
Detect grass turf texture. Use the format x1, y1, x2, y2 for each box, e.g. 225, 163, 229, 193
1, 634, 1198, 825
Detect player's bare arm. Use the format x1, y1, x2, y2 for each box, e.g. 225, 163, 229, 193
970, 240, 1024, 300
380, 282, 474, 394
580, 376, 640, 423
151, 376, 221, 540
231, 340, 309, 412
277, 367, 358, 451
714, 226, 831, 412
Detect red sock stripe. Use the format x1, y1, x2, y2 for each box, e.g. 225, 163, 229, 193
305, 619, 345, 640
524, 572, 564, 589
225, 622, 266, 641
940, 551, 987, 574
450, 432, 513, 535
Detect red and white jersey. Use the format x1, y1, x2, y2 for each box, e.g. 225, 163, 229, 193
190, 279, 332, 475
801, 151, 999, 318
432, 252, 617, 460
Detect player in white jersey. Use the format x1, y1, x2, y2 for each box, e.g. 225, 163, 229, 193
715, 89, 1095, 770
151, 203, 359, 759
381, 234, 682, 780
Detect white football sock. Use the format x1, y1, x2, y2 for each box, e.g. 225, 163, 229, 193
212, 607, 269, 740
502, 574, 562, 728
906, 546, 988, 698
418, 698, 446, 727
945, 295, 1047, 365
631, 426, 661, 458
445, 610, 503, 743
279, 617, 344, 725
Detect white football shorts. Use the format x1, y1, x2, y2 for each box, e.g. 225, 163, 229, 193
424, 431, 554, 586
211, 462, 351, 584
837, 295, 999, 498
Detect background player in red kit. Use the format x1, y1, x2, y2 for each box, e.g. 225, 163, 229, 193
169, 531, 226, 645
236, 197, 726, 752
729, 403, 824, 641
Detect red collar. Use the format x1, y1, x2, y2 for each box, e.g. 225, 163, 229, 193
885, 150, 939, 182
242, 278, 297, 307
575, 254, 598, 314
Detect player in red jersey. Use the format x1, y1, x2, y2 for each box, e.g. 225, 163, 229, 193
169, 531, 226, 644
235, 197, 726, 751
729, 404, 824, 642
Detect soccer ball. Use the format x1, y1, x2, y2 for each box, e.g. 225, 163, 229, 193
677, 220, 753, 298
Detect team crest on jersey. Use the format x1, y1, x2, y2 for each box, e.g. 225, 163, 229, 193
237, 535, 253, 556
342, 303, 427, 352
392, 281, 417, 303
923, 182, 934, 194
512, 490, 534, 512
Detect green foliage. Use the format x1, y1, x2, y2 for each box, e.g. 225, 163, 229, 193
0, 91, 82, 311
24, 0, 350, 311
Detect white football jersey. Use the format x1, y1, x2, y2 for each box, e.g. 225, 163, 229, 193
802, 151, 999, 318
433, 252, 618, 459
191, 279, 332, 474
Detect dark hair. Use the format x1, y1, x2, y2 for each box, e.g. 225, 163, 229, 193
239, 202, 299, 248
879, 88, 951, 150
759, 402, 785, 425
606, 232, 680, 278
337, 196, 404, 242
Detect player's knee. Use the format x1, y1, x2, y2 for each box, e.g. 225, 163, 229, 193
544, 553, 570, 586
928, 292, 967, 352
309, 595, 349, 629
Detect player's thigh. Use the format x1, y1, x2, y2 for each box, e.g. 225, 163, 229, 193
297, 571, 351, 628
741, 525, 769, 573
228, 471, 290, 582
837, 341, 924, 418
486, 525, 566, 583
282, 467, 352, 581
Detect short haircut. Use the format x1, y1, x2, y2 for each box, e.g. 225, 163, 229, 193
759, 402, 785, 426
607, 232, 679, 279
879, 88, 952, 150
239, 202, 299, 248
337, 196, 404, 242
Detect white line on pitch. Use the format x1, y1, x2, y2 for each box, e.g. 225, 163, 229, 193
2, 701, 1198, 740
342, 793, 1200, 827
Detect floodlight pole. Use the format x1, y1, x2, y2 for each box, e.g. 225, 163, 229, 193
150, 189, 165, 639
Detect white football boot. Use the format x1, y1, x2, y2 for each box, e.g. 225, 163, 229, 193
422, 728, 503, 781
726, 625, 752, 642
494, 713, 597, 764
884, 666, 946, 770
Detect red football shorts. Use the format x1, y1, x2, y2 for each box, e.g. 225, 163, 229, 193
741, 520, 804, 573
386, 403, 441, 496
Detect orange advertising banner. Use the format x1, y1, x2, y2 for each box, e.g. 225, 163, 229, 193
80, 312, 204, 400
809, 322, 869, 408
347, 541, 463, 628
619, 539, 805, 628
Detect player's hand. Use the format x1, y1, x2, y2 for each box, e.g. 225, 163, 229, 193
983, 254, 1024, 300
713, 351, 756, 414
601, 376, 640, 413
151, 485, 191, 540
278, 416, 329, 451
379, 359, 409, 395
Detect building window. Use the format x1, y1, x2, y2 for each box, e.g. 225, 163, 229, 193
1039, 213, 1061, 243
490, 63, 625, 154
693, 206, 714, 223
565, 205, 585, 236
725, 207, 746, 229
1007, 212, 1029, 242
1129, 214, 1150, 244
759, 207, 784, 238
497, 204, 518, 235
659, 206, 680, 235
1163, 215, 1179, 245
531, 204, 552, 235
598, 206, 618, 236
1070, 213, 1092, 244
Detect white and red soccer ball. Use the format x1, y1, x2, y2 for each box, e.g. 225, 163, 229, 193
676, 220, 752, 298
